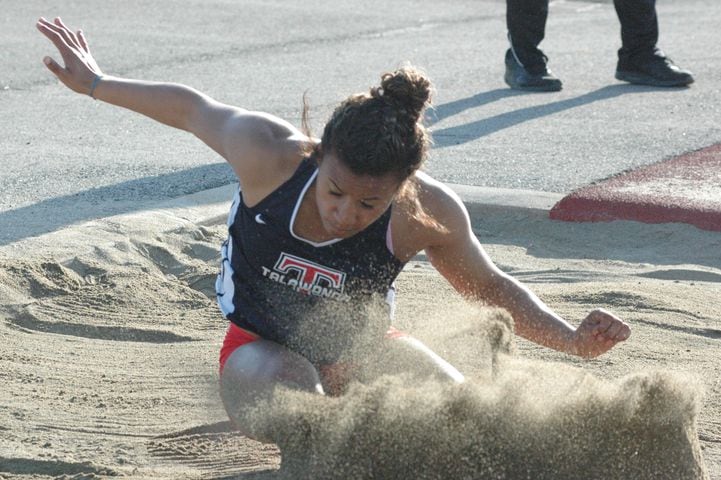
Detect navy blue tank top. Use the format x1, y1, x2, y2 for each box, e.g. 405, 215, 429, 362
215, 157, 406, 363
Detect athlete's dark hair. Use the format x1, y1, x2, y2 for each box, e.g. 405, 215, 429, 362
301, 65, 445, 232
303, 65, 433, 182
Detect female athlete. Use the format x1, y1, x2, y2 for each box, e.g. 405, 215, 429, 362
37, 16, 630, 439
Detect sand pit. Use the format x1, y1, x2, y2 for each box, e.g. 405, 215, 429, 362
0, 188, 719, 479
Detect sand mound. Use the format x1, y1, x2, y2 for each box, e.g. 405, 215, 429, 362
0, 222, 227, 344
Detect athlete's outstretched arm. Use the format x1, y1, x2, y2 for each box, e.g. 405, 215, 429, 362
36, 17, 217, 132
36, 17, 304, 190
419, 181, 630, 359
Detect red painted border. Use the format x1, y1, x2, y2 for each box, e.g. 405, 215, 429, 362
550, 143, 721, 232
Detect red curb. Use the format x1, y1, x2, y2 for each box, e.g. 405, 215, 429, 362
549, 143, 721, 232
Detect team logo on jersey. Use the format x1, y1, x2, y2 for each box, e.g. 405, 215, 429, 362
261, 252, 349, 301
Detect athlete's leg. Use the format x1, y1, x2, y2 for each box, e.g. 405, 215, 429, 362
220, 339, 324, 442
360, 333, 465, 384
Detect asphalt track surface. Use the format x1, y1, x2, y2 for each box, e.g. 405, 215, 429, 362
2, 0, 720, 243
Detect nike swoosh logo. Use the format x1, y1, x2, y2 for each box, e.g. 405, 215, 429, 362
255, 214, 266, 225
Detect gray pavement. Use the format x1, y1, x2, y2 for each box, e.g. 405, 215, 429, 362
2, 0, 720, 243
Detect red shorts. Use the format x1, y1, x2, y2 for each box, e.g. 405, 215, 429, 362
218, 322, 406, 373
218, 323, 260, 373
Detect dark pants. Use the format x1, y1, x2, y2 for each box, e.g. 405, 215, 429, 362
506, 0, 659, 72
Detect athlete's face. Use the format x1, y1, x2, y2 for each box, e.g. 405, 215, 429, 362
315, 152, 402, 239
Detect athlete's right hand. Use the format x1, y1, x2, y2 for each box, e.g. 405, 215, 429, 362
36, 17, 103, 96
570, 308, 631, 359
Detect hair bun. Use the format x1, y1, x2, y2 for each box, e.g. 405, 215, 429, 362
378, 66, 432, 123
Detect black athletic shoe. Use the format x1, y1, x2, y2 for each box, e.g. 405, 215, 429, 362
504, 49, 562, 92
615, 53, 694, 87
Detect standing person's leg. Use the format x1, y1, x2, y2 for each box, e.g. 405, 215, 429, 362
504, 0, 562, 91
614, 0, 658, 62
506, 0, 549, 72
613, 0, 693, 86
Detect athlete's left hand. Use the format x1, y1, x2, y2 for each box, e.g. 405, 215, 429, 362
570, 308, 631, 358
36, 17, 103, 96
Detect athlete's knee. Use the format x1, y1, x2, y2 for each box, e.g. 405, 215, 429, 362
219, 340, 325, 441
220, 340, 323, 411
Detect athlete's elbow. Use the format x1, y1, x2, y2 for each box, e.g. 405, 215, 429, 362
173, 85, 211, 132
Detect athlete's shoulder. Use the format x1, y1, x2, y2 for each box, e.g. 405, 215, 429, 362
413, 171, 470, 229
390, 172, 471, 260
222, 111, 315, 206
